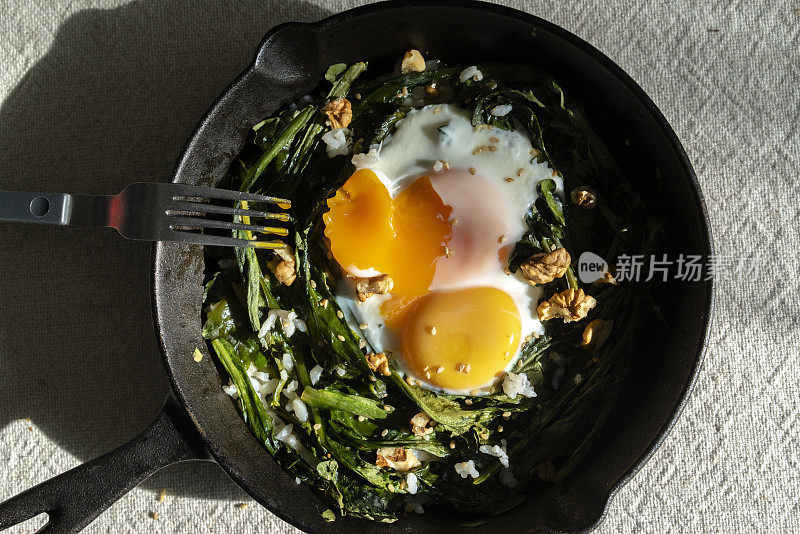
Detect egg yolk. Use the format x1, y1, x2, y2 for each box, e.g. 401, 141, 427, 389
324, 167, 522, 391
402, 287, 521, 390
323, 168, 451, 297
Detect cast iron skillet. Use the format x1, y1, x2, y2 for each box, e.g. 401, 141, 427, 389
0, 1, 714, 532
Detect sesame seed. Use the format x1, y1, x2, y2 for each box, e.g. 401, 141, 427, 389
433, 106, 442, 114
355, 93, 362, 100
381, 429, 389, 437
443, 160, 450, 170
425, 371, 431, 379
444, 246, 453, 258
327, 453, 332, 458
310, 280, 317, 289
456, 363, 471, 374
401, 86, 409, 96
464, 398, 473, 405
358, 415, 366, 422
406, 376, 417, 386
384, 405, 393, 411
359, 339, 367, 349
320, 298, 329, 307
472, 145, 498, 154
517, 168, 525, 176
436, 366, 444, 373
369, 374, 376, 382
529, 148, 540, 156
468, 167, 476, 175
337, 334, 346, 341
336, 310, 344, 319
551, 169, 558, 177
498, 425, 504, 432
505, 177, 514, 182
503, 268, 512, 276
428, 326, 437, 335
450, 441, 456, 449
359, 323, 368, 329
451, 218, 459, 225
387, 483, 395, 492
158, 489, 166, 502
498, 235, 507, 243
313, 423, 322, 430
149, 512, 159, 520
236, 503, 248, 510
502, 411, 511, 418
490, 137, 500, 143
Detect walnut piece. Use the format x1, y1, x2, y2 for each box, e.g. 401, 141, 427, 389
376, 447, 421, 471
266, 246, 296, 286
366, 352, 391, 376
520, 248, 571, 285
534, 460, 556, 482
570, 186, 597, 208
356, 274, 394, 302
401, 49, 426, 74
537, 288, 596, 323
591, 271, 618, 287
580, 319, 614, 352
323, 97, 352, 129
410, 412, 434, 436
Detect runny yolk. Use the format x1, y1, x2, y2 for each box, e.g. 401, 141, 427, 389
323, 168, 522, 391
402, 287, 521, 390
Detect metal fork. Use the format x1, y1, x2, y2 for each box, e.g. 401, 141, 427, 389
0, 182, 291, 248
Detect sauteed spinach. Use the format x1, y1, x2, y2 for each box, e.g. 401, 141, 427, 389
201, 60, 658, 522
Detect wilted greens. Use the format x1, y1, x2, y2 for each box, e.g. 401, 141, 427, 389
201, 61, 658, 522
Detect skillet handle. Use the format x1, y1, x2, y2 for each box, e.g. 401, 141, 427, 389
0, 396, 206, 533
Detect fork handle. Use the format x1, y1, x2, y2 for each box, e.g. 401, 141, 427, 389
0, 191, 112, 227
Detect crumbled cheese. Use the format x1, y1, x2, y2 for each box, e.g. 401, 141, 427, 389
454, 460, 480, 479
502, 372, 537, 399
433, 160, 445, 172
293, 398, 309, 423
259, 309, 306, 339
352, 148, 381, 169
279, 369, 289, 381
321, 127, 351, 157
285, 380, 298, 393
310, 364, 324, 385
500, 468, 519, 488
406, 472, 418, 494
490, 104, 513, 116
459, 65, 483, 82
479, 439, 509, 468
222, 384, 238, 399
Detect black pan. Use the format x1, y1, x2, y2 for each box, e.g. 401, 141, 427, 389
0, 1, 713, 532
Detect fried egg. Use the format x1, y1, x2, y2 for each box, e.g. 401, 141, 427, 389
324, 103, 561, 394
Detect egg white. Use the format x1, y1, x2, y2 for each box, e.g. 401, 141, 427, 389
334, 103, 562, 394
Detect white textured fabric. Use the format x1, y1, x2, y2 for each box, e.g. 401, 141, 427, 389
1, 1, 798, 532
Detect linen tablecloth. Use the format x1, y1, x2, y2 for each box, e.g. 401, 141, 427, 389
1, 1, 798, 532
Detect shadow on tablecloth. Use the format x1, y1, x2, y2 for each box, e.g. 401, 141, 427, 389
0, 0, 330, 500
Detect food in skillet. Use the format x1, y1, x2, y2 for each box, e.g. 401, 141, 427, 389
201, 51, 659, 522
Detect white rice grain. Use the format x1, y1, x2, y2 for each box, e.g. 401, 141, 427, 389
282, 353, 294, 372
310, 364, 324, 385
293, 398, 309, 423
490, 104, 513, 116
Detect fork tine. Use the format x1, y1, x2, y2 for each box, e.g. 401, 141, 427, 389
167, 200, 291, 221
167, 230, 286, 249
168, 216, 289, 236
168, 184, 291, 207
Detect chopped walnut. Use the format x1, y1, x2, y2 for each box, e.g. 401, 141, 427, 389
323, 97, 352, 129
581, 319, 614, 353
591, 271, 618, 286
366, 352, 391, 376
266, 246, 296, 286
570, 186, 597, 208
519, 248, 571, 285
537, 288, 596, 323
401, 49, 426, 74
356, 274, 394, 301
376, 447, 421, 471
534, 460, 556, 482
410, 412, 434, 436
